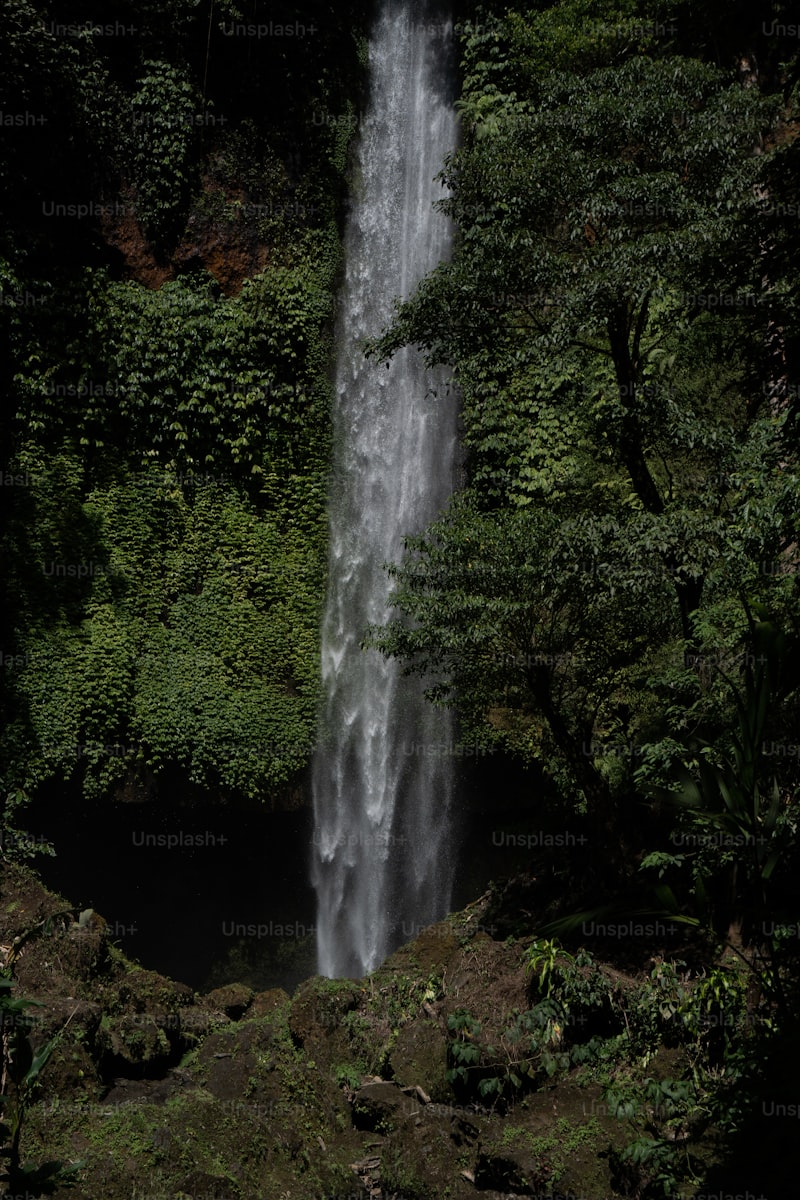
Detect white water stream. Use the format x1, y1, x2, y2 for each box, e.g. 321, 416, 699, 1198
311, 0, 460, 977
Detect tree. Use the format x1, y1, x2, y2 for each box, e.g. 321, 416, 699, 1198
369, 12, 797, 856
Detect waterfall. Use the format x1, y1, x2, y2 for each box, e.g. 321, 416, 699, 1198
311, 0, 460, 979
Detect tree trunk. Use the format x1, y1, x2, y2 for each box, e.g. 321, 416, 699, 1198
527, 666, 629, 873
607, 308, 704, 648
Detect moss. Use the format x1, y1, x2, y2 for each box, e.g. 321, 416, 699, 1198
336, 1007, 390, 1076
387, 1019, 451, 1102
287, 975, 363, 1073
249, 987, 290, 1019
201, 981, 254, 1019
2, 867, 754, 1197
101, 1015, 170, 1065
24, 1065, 360, 1200
380, 1145, 437, 1199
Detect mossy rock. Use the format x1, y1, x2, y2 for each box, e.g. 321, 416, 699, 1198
30, 995, 102, 1047
387, 1016, 452, 1102
6, 910, 108, 996
475, 1086, 623, 1199
329, 1003, 393, 1077
101, 965, 193, 1014
352, 1079, 408, 1133
381, 920, 462, 977
42, 1038, 102, 1103
27, 996, 104, 1099
289, 976, 362, 1038
96, 1011, 175, 1072
25, 1076, 359, 1199
288, 975, 362, 1071
250, 986, 290, 1017
60, 912, 112, 978
379, 1109, 484, 1200
406, 921, 463, 972
195, 1019, 276, 1099
474, 1141, 554, 1194
201, 981, 254, 1018
176, 1002, 228, 1042
91, 966, 195, 1073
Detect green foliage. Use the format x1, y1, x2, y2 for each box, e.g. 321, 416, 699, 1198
378, 970, 443, 1034
1, 108, 342, 802
15, 263, 333, 478
651, 628, 796, 923
445, 944, 619, 1103
0, 974, 84, 1192
526, 939, 613, 1011
599, 957, 767, 1197
1, 459, 327, 799
625, 634, 800, 1063
525, 938, 574, 997
3, 2, 800, 1190
369, 0, 800, 886
127, 61, 204, 243
0, 0, 370, 808
445, 1008, 483, 1088
441, 930, 775, 1188
606, 1076, 703, 1198
0, 790, 55, 865
2, 262, 336, 804
333, 1062, 363, 1091
369, 491, 686, 831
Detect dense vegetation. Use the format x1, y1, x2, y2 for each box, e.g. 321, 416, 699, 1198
373, 0, 800, 913
366, 1, 800, 1192
3, 0, 800, 1196
0, 0, 369, 812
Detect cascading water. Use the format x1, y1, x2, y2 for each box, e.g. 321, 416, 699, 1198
311, 0, 460, 979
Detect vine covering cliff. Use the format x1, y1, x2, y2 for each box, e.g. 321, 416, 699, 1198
0, 0, 369, 810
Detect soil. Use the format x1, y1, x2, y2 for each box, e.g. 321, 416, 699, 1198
99, 181, 271, 296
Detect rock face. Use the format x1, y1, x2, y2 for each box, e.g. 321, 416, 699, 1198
388, 1018, 451, 1102
98, 182, 272, 297
1, 864, 637, 1199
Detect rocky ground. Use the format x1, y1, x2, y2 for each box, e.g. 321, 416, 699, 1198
0, 862, 783, 1200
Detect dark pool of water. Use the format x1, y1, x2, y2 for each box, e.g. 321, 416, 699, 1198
24, 753, 541, 993
26, 789, 317, 993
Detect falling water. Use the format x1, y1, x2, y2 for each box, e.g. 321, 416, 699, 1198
311, 0, 460, 978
